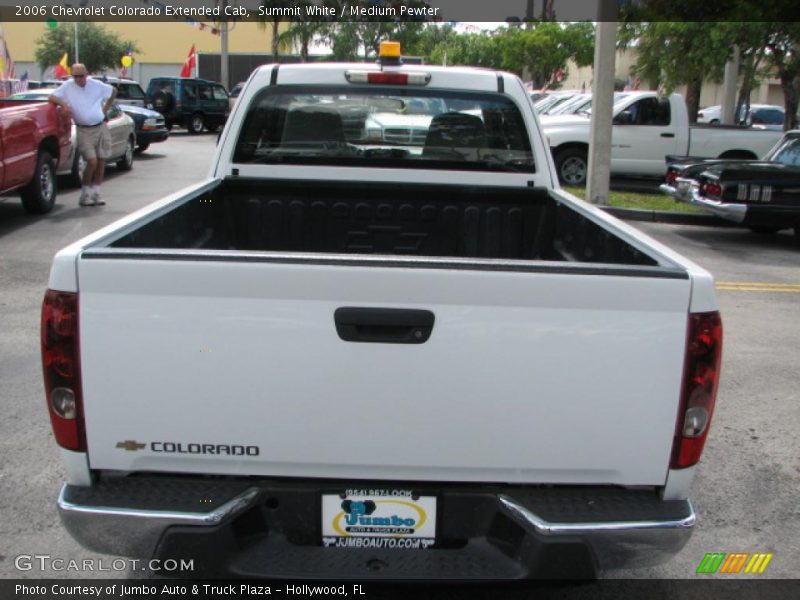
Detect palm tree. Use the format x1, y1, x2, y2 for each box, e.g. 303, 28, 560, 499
258, 0, 292, 61
279, 2, 324, 62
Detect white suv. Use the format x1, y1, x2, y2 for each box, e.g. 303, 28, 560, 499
98, 76, 147, 108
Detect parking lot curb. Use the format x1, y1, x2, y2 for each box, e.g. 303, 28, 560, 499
602, 206, 734, 227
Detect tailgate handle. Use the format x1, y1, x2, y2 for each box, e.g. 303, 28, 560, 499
334, 307, 434, 344
660, 132, 675, 138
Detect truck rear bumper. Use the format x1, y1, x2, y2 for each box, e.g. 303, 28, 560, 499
59, 477, 695, 579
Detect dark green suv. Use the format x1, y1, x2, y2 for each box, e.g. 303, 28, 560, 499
145, 77, 229, 134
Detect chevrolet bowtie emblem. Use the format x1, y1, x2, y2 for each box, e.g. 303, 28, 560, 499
116, 440, 146, 451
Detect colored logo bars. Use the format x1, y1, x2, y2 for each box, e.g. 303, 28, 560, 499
697, 552, 773, 574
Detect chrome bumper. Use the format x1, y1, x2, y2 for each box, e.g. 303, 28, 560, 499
59, 480, 696, 574
58, 484, 261, 558
659, 181, 747, 223
499, 495, 695, 570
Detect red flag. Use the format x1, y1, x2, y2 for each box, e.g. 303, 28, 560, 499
179, 44, 196, 77
54, 52, 71, 79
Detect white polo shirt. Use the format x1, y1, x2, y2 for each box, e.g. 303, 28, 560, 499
52, 77, 114, 127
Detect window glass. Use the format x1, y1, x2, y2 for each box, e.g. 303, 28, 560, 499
213, 86, 229, 101
119, 83, 145, 100
624, 97, 671, 126
183, 84, 198, 101
233, 87, 534, 173
772, 138, 800, 166
752, 108, 784, 125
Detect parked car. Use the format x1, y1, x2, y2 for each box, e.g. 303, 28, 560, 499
118, 103, 168, 153
145, 77, 229, 134
660, 129, 800, 240
228, 81, 245, 111
98, 76, 147, 108
0, 96, 71, 213
543, 92, 784, 185
697, 103, 784, 128
6, 89, 137, 184
539, 92, 630, 118
532, 90, 581, 114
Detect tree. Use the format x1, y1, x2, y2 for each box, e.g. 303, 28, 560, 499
762, 23, 800, 131
35, 23, 139, 74
278, 1, 325, 62
318, 1, 431, 62
428, 31, 505, 70
258, 0, 293, 61
619, 22, 730, 123
500, 22, 594, 88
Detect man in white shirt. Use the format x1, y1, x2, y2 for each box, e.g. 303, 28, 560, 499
49, 64, 117, 206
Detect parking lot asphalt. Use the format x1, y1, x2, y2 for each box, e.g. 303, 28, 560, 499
0, 133, 797, 586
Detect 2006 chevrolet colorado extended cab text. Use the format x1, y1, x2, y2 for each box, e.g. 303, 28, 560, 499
44, 49, 722, 579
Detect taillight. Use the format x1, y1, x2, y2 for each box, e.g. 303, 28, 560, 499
41, 290, 85, 451
671, 311, 723, 469
345, 70, 431, 86
701, 180, 723, 199
666, 170, 678, 185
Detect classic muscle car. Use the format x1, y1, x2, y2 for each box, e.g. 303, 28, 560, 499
660, 130, 800, 239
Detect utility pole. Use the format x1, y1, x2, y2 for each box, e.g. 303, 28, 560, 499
74, 22, 79, 63
220, 0, 229, 89
721, 46, 740, 125
586, 1, 618, 205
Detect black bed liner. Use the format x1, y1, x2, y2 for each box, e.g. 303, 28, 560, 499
110, 178, 657, 267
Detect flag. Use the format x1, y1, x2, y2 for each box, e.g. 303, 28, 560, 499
120, 44, 134, 78
1, 36, 15, 80
179, 44, 196, 77
54, 53, 71, 78
13, 71, 28, 93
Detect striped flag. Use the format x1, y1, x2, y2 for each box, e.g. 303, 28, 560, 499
1, 35, 16, 80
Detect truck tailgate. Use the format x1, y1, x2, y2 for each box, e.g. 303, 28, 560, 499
77, 257, 690, 486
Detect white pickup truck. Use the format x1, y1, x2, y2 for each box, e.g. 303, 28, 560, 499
543, 91, 783, 185
45, 50, 722, 579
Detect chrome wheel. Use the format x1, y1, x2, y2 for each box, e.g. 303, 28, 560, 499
189, 114, 204, 134
560, 156, 587, 186
40, 162, 55, 202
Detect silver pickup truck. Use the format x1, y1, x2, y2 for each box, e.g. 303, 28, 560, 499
44, 49, 722, 579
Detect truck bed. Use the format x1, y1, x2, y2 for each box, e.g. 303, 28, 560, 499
108, 178, 658, 267
71, 178, 692, 487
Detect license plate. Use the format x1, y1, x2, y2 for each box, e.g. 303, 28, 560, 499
321, 489, 436, 549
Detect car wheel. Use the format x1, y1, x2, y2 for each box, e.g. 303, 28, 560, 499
709, 119, 720, 125
20, 151, 57, 214
135, 142, 150, 154
555, 147, 588, 186
71, 153, 87, 187
117, 137, 135, 171
188, 113, 205, 135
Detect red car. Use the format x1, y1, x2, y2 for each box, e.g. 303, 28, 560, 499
0, 99, 72, 213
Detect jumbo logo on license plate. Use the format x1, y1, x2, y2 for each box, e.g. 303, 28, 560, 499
321, 490, 436, 549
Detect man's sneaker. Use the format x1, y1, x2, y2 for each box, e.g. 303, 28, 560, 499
79, 188, 94, 206
91, 189, 105, 206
